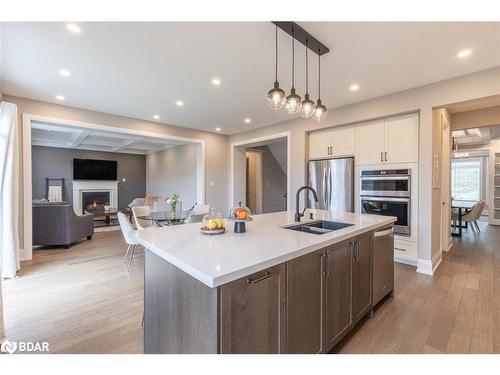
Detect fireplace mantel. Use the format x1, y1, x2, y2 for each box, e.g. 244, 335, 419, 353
72, 180, 119, 215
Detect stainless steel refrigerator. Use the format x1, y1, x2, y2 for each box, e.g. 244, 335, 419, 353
307, 157, 354, 212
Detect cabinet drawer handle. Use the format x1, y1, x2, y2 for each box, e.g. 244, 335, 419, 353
246, 271, 273, 285
380, 152, 384, 162
394, 247, 406, 252
385, 152, 388, 162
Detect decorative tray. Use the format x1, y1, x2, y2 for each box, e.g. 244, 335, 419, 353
200, 227, 226, 235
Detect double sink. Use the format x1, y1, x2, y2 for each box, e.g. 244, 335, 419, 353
284, 220, 354, 235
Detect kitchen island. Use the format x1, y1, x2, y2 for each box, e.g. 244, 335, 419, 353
133, 209, 396, 354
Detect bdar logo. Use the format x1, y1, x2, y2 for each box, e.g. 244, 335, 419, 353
1, 339, 18, 354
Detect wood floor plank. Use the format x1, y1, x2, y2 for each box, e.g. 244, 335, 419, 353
3, 219, 499, 354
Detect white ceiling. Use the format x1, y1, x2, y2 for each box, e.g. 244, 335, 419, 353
31, 121, 187, 154
2, 22, 500, 134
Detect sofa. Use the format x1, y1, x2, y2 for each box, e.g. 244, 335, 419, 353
32, 203, 94, 248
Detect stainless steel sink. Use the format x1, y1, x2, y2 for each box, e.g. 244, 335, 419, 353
284, 220, 354, 235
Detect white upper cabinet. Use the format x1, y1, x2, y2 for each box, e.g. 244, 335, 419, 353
308, 128, 332, 160
309, 125, 355, 160
385, 113, 419, 164
310, 113, 418, 164
331, 125, 356, 157
356, 120, 386, 165
355, 113, 419, 165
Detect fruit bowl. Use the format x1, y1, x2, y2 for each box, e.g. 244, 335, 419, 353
201, 209, 225, 235
229, 202, 252, 233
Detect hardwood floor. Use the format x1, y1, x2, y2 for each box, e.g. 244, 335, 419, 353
2, 231, 144, 354
2, 220, 499, 354
336, 219, 500, 354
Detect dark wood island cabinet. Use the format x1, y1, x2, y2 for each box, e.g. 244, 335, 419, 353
144, 227, 393, 354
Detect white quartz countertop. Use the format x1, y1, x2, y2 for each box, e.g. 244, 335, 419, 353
132, 209, 396, 288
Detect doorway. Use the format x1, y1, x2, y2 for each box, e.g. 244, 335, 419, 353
230, 132, 291, 214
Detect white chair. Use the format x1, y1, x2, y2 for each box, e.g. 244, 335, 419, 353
128, 198, 145, 208
153, 199, 170, 212
192, 203, 210, 215
118, 212, 138, 271
132, 205, 152, 230
452, 200, 486, 235
186, 213, 205, 224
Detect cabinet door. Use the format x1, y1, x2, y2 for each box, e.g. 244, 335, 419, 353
356, 120, 385, 165
309, 128, 332, 160
286, 250, 324, 354
352, 233, 372, 322
385, 113, 419, 163
332, 125, 355, 157
219, 264, 285, 353
324, 241, 352, 350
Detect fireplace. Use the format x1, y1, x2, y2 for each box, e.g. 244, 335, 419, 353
82, 191, 110, 214
72, 180, 119, 215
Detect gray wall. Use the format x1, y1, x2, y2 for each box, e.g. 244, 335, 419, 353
31, 146, 146, 209
253, 143, 287, 213
146, 144, 198, 209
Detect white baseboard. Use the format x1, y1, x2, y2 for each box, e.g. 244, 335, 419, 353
416, 251, 442, 276
394, 257, 417, 267
19, 248, 32, 261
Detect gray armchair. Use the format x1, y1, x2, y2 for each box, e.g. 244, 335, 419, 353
33, 203, 94, 248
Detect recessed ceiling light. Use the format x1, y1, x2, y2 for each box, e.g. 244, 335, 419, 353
215, 127, 222, 132
176, 100, 184, 107
244, 118, 251, 124
212, 78, 221, 86
55, 95, 65, 101
349, 84, 360, 91
457, 49, 472, 59
153, 115, 160, 120
66, 23, 81, 34
59, 69, 71, 77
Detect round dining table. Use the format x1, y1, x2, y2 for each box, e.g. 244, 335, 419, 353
137, 210, 190, 227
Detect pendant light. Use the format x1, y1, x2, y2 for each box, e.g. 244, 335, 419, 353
300, 41, 315, 118
313, 50, 327, 122
267, 25, 286, 109
284, 34, 302, 115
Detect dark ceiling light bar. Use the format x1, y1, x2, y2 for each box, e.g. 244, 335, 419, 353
272, 21, 330, 56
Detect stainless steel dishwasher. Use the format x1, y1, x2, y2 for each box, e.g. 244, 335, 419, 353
372, 225, 395, 307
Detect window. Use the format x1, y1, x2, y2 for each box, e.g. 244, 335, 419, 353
451, 158, 482, 201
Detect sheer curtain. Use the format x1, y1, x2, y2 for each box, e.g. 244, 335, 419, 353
0, 101, 21, 342
0, 101, 21, 279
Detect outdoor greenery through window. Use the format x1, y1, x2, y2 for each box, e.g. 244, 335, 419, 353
451, 158, 481, 201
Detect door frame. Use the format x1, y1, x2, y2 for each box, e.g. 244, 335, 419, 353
22, 113, 206, 261
245, 149, 263, 214
230, 132, 291, 212
440, 113, 452, 252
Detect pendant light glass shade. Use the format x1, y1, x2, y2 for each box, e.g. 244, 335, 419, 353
313, 51, 327, 122
285, 88, 302, 114
301, 94, 315, 118
301, 44, 315, 118
267, 25, 286, 110
267, 82, 286, 109
285, 36, 301, 114
313, 99, 327, 122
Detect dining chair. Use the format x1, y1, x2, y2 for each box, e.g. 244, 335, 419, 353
452, 200, 486, 235
132, 205, 153, 230
118, 212, 138, 271
186, 213, 206, 224
192, 203, 210, 215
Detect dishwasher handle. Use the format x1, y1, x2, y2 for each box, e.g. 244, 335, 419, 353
374, 226, 394, 238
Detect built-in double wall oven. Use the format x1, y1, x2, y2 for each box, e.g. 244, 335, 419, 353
360, 169, 411, 236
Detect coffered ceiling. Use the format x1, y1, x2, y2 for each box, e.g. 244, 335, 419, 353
2, 22, 500, 134
31, 121, 186, 154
